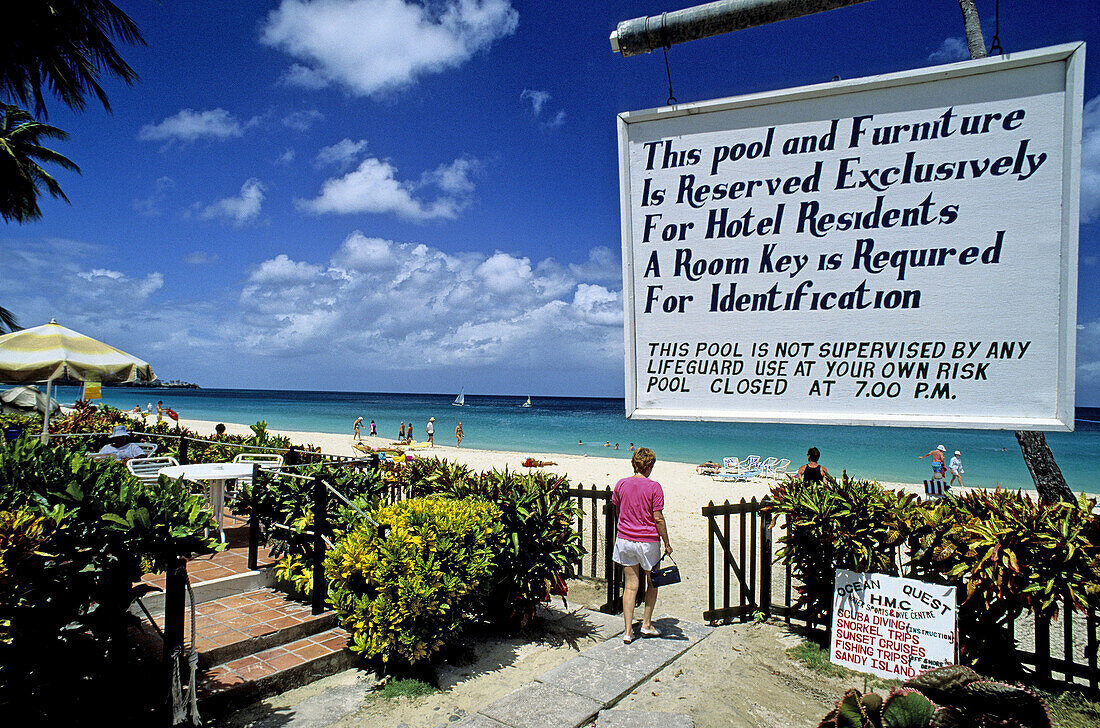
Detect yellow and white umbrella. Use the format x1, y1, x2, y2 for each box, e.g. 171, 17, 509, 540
0, 319, 157, 440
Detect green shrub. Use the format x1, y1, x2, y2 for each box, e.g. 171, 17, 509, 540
768, 478, 1100, 676
0, 437, 222, 718
906, 489, 1100, 672
436, 466, 584, 628
766, 477, 918, 624
326, 496, 504, 666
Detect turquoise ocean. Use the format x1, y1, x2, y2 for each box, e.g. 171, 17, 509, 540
46, 386, 1100, 493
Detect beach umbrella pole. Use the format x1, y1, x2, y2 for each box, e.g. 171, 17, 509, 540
40, 380, 52, 443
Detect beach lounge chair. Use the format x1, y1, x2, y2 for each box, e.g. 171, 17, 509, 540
126, 456, 179, 486
924, 479, 950, 500
136, 442, 158, 456
770, 459, 791, 479
713, 457, 756, 482
760, 457, 779, 477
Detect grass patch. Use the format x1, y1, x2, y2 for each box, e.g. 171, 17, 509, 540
377, 678, 437, 701
786, 641, 899, 690
1038, 687, 1100, 728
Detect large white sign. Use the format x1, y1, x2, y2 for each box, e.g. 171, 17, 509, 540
618, 44, 1083, 430
831, 569, 956, 681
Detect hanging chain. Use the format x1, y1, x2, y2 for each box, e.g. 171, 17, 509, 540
658, 12, 677, 105
989, 0, 1004, 55
663, 46, 677, 105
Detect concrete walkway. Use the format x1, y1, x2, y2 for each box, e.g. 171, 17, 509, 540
452, 614, 710, 728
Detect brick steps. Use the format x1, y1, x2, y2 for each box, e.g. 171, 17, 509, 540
139, 586, 358, 715
198, 626, 356, 713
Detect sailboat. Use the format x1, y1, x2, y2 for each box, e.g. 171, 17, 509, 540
452, 388, 465, 406
521, 396, 532, 408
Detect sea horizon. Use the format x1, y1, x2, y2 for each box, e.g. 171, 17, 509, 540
27, 384, 1100, 495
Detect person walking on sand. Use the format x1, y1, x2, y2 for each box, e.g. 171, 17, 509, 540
612, 447, 672, 644
797, 447, 829, 483
426, 417, 435, 446
399, 422, 405, 441
369, 420, 376, 436
920, 445, 947, 480
455, 421, 463, 447
353, 416, 363, 441
949, 450, 964, 488
156, 400, 164, 425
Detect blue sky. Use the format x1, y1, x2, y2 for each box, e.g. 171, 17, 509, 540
2, 0, 1099, 400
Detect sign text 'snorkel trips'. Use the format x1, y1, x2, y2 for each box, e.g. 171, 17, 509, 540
831, 569, 957, 681
618, 44, 1084, 430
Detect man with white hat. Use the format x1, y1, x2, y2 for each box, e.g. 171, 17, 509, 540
97, 425, 146, 463
426, 417, 435, 446
919, 444, 948, 480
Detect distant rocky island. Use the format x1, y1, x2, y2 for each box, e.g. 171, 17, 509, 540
114, 380, 200, 389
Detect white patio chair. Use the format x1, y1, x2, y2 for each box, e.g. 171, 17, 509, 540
126, 456, 179, 486
760, 457, 779, 477
771, 459, 792, 479
136, 442, 158, 456
233, 452, 284, 470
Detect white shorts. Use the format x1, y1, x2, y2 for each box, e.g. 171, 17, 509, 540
612, 537, 662, 571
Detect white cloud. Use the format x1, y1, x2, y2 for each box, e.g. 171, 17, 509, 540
1081, 95, 1100, 224
928, 37, 970, 64
299, 156, 477, 220
0, 234, 623, 392
521, 88, 549, 115
315, 138, 368, 168
260, 0, 519, 97
138, 108, 245, 142
233, 232, 622, 371
133, 176, 175, 216
520, 88, 565, 128
200, 178, 266, 225
282, 109, 324, 131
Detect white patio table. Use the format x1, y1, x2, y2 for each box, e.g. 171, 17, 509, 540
159, 462, 255, 542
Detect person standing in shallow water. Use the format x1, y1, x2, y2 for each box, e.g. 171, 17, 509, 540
612, 447, 672, 644
797, 447, 829, 483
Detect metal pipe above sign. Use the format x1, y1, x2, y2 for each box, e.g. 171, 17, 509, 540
618, 43, 1084, 430
610, 0, 873, 57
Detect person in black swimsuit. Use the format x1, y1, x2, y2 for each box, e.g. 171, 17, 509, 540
797, 447, 829, 483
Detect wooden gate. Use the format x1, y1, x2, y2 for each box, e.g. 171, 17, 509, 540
702, 497, 773, 624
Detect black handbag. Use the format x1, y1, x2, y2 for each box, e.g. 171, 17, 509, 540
650, 555, 681, 587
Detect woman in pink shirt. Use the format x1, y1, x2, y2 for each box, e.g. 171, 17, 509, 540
612, 447, 673, 643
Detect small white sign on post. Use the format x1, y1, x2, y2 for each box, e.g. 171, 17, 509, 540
831, 569, 957, 681
617, 43, 1084, 430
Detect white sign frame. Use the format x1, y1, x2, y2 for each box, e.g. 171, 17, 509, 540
618, 43, 1084, 430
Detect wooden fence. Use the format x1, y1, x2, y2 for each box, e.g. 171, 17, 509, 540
704, 496, 1100, 695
